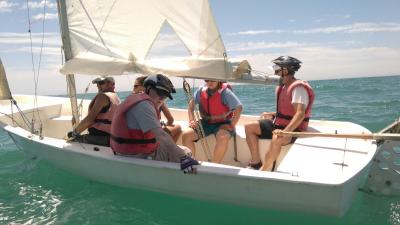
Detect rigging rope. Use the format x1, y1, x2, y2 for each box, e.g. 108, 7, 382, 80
25, 0, 47, 134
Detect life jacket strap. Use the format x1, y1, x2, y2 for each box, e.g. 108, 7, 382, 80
110, 135, 156, 144
94, 119, 112, 124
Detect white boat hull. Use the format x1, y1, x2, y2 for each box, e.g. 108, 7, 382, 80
0, 95, 377, 217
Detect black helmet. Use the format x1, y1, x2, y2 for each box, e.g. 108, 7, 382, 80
144, 74, 176, 99
272, 56, 302, 73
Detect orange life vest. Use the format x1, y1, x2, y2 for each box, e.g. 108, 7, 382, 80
199, 83, 233, 124
110, 93, 160, 155
274, 80, 314, 131
89, 92, 121, 134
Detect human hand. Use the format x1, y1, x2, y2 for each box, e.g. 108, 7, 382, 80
272, 129, 283, 137
67, 130, 80, 139
221, 123, 234, 132
189, 120, 198, 129
180, 155, 200, 174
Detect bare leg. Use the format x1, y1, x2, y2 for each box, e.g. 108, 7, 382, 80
182, 128, 197, 156
245, 122, 262, 163
166, 124, 182, 143
213, 129, 231, 163
260, 135, 291, 171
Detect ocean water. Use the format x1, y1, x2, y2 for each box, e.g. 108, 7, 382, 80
1, 75, 400, 224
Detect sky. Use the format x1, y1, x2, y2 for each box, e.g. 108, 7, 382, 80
0, 0, 400, 95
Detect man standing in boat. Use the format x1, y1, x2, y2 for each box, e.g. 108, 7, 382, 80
67, 76, 121, 147
245, 56, 314, 171
182, 79, 243, 163
110, 74, 198, 173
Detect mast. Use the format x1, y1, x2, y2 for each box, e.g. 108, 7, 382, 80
56, 0, 80, 126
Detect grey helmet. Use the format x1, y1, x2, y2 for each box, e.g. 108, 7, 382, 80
144, 74, 176, 99
272, 56, 302, 73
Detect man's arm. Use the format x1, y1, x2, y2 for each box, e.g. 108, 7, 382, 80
152, 127, 185, 154
74, 94, 109, 133
230, 105, 243, 128
282, 103, 306, 132
161, 104, 174, 125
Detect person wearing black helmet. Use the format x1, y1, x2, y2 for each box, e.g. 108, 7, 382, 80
132, 75, 182, 143
245, 56, 315, 171
110, 74, 198, 173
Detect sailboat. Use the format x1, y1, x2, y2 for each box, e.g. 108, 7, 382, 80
0, 0, 399, 217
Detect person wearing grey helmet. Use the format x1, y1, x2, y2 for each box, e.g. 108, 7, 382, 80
67, 75, 121, 146
110, 74, 198, 173
245, 56, 315, 171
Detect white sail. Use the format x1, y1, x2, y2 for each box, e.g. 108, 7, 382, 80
0, 58, 12, 100
59, 0, 236, 79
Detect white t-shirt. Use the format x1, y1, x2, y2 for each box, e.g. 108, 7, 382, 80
291, 86, 309, 106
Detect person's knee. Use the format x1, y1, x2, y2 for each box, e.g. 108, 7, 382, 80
271, 135, 285, 146
216, 130, 230, 142
182, 129, 195, 141
245, 122, 258, 135
175, 124, 182, 133
170, 125, 182, 135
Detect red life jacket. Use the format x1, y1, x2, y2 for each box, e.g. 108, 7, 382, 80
110, 93, 160, 155
274, 80, 314, 131
199, 83, 233, 124
89, 92, 121, 134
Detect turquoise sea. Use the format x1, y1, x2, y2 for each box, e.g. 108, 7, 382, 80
1, 75, 400, 224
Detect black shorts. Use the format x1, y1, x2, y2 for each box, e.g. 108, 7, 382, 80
258, 119, 298, 143
258, 119, 275, 139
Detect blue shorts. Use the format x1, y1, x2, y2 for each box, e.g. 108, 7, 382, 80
194, 119, 234, 140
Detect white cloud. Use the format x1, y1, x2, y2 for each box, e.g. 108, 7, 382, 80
20, 0, 57, 9
295, 22, 400, 34
314, 19, 324, 23
227, 29, 285, 36
0, 32, 60, 46
227, 41, 311, 52
343, 14, 351, 19
32, 12, 58, 21
232, 46, 400, 80
0, 0, 19, 12
228, 22, 400, 36
8, 46, 61, 56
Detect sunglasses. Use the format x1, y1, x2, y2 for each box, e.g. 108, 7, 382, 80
155, 89, 169, 100
134, 84, 142, 88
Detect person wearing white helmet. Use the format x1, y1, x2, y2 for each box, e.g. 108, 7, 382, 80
245, 56, 315, 171
67, 76, 121, 146
110, 74, 198, 173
